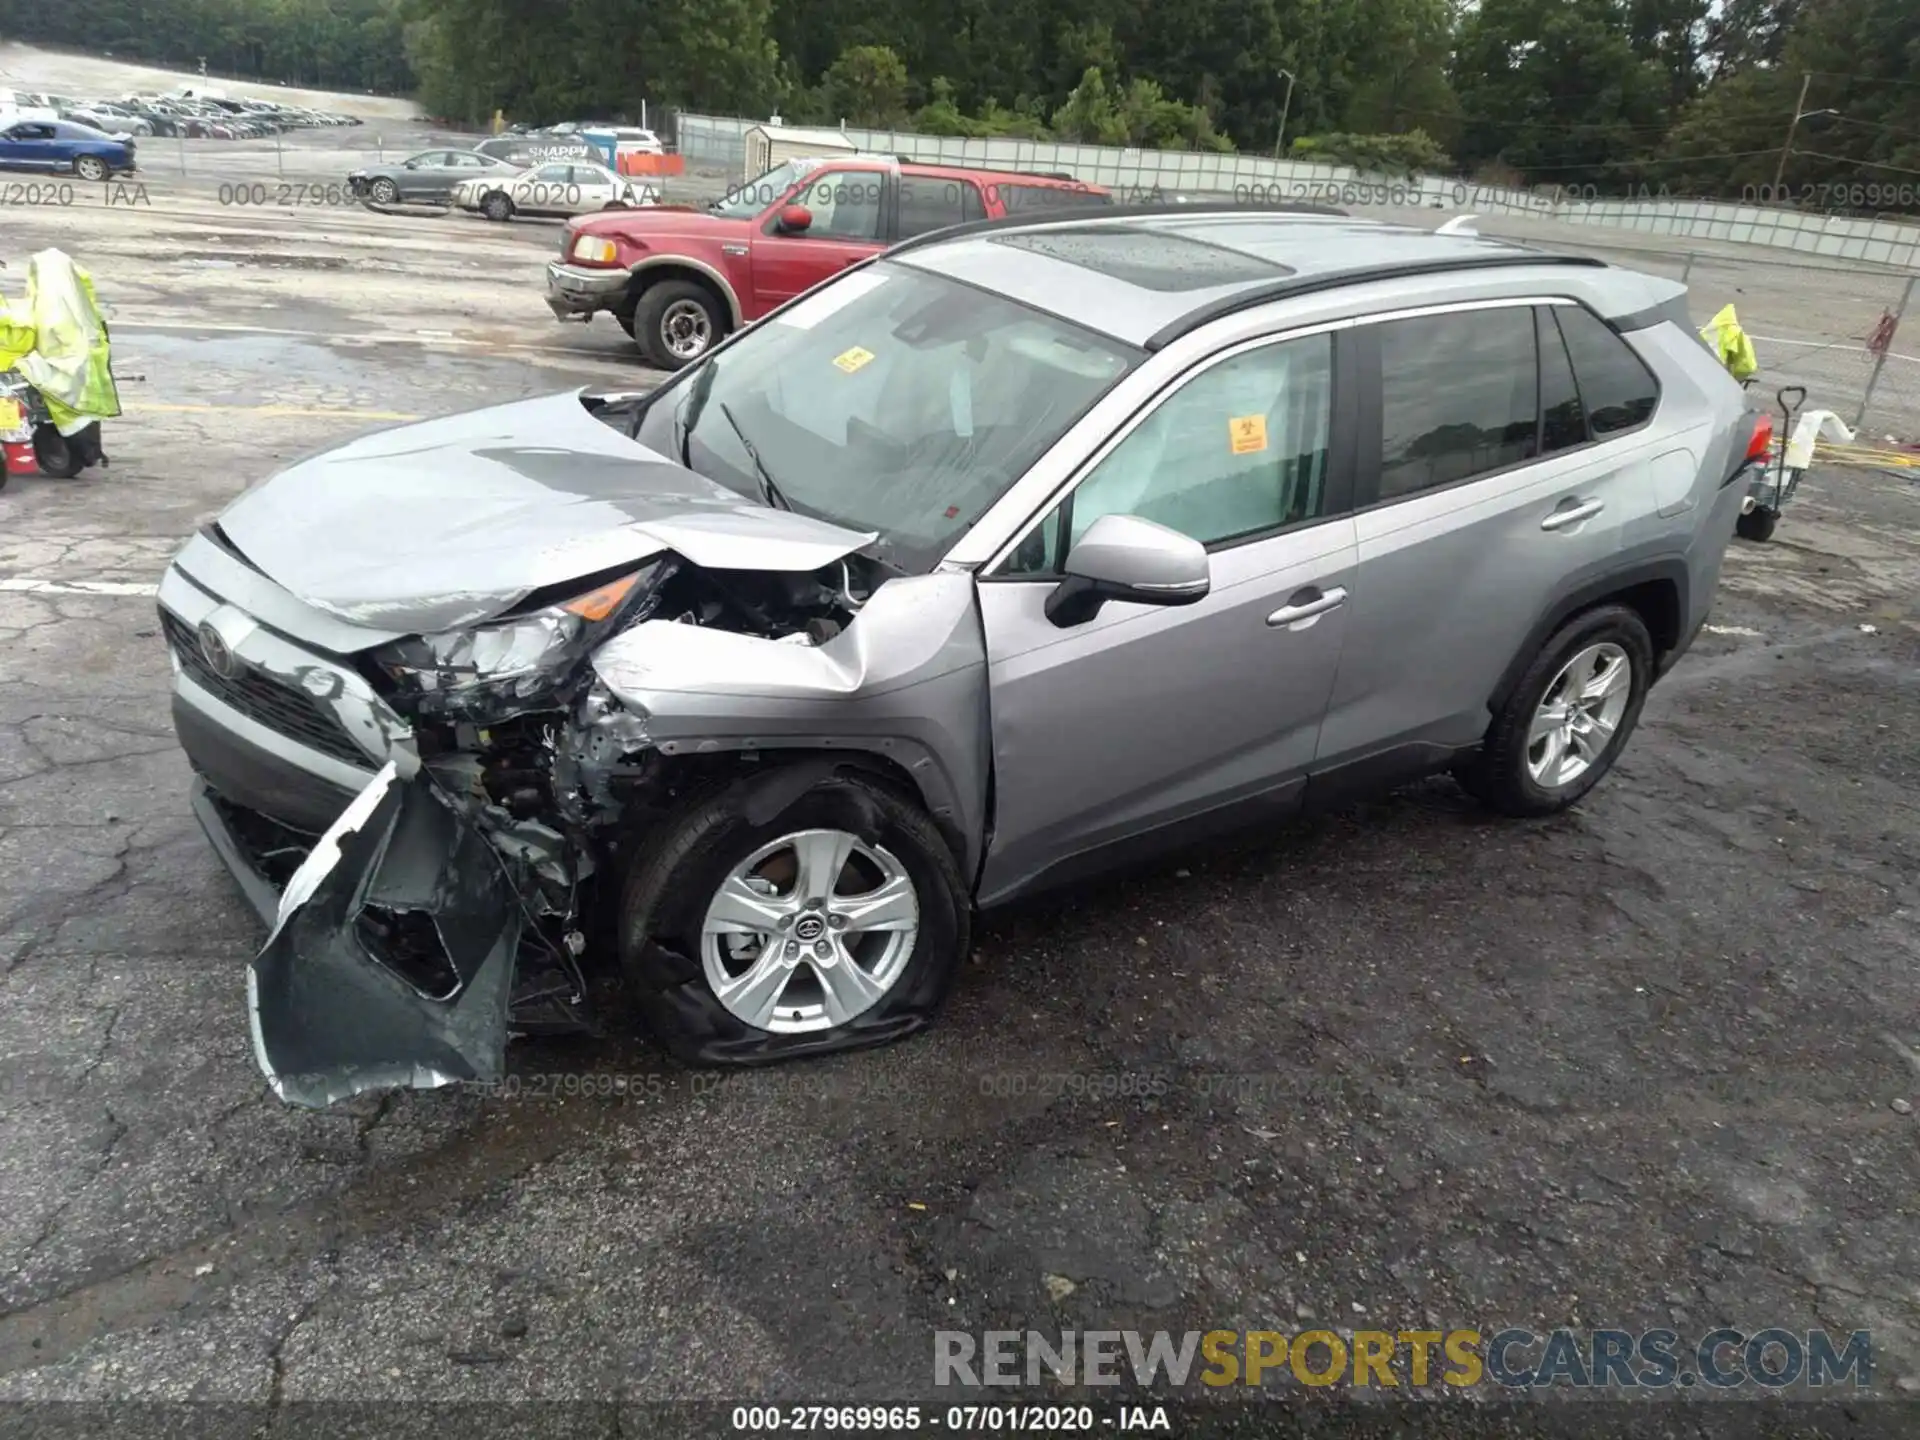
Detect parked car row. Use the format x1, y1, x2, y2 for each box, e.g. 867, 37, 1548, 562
6, 88, 360, 140
347, 147, 658, 221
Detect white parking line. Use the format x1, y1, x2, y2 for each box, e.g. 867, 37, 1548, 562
0, 578, 160, 597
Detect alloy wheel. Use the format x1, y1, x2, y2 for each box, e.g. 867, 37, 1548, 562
660, 299, 712, 360
699, 828, 920, 1033
1526, 642, 1632, 789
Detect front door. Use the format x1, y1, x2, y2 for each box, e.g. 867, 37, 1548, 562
975, 329, 1359, 904
750, 167, 888, 314
0, 124, 56, 171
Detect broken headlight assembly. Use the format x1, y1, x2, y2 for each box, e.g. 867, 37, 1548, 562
371, 561, 667, 719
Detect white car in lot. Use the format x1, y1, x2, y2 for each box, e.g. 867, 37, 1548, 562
454, 160, 659, 222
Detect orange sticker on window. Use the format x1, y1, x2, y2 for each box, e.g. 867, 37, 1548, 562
833, 345, 876, 374
1229, 414, 1268, 454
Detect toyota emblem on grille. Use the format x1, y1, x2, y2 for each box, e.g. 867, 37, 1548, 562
197, 621, 239, 679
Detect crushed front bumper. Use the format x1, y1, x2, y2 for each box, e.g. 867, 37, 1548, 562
545, 260, 629, 320
247, 763, 521, 1110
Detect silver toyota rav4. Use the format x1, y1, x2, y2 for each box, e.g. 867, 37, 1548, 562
157, 205, 1764, 1108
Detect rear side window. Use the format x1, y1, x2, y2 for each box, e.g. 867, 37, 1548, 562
1375, 307, 1540, 500
896, 177, 980, 239
1554, 304, 1659, 436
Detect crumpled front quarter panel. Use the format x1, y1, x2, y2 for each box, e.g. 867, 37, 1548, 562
591, 571, 991, 879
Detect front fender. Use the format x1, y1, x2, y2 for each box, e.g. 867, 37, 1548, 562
590, 571, 990, 883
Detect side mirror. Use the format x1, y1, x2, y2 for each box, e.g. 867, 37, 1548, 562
777, 204, 813, 233
1044, 514, 1211, 628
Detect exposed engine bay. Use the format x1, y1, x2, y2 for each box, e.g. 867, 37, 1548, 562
245, 545, 898, 1108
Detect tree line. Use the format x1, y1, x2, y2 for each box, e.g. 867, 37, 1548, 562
6, 0, 1919, 205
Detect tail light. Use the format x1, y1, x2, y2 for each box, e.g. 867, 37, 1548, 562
1724, 412, 1772, 486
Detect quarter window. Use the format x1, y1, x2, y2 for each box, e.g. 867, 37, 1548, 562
1555, 303, 1659, 436
1376, 307, 1539, 500
1001, 332, 1335, 574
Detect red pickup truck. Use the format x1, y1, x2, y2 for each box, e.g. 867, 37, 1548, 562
545, 155, 1113, 368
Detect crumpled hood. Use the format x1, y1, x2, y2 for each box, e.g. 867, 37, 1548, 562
215, 390, 876, 633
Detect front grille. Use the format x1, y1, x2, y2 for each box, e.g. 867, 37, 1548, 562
161, 608, 371, 768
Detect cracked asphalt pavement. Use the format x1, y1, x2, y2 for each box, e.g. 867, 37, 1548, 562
1, 180, 1918, 1432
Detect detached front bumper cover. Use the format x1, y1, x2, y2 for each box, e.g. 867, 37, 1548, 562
247, 761, 522, 1110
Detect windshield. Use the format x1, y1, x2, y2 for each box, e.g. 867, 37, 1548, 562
707, 159, 821, 218
633, 261, 1140, 572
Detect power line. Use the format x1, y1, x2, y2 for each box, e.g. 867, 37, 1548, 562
1806, 71, 1920, 93
1790, 149, 1920, 179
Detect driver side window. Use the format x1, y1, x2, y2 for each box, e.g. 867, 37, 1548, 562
788, 170, 884, 241
999, 331, 1335, 575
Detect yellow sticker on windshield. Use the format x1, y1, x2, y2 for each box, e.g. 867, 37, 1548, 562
1229, 415, 1268, 454
833, 345, 876, 374
0, 399, 19, 432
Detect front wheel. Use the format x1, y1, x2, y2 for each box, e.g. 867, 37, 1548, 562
73, 156, 109, 183
368, 177, 400, 205
632, 279, 724, 369
480, 191, 514, 222
620, 771, 969, 1066
1458, 603, 1653, 817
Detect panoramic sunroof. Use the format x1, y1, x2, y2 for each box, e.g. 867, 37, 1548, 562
988, 227, 1292, 292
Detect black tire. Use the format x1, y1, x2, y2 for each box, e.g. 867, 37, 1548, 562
631, 278, 724, 370
32, 424, 84, 479
1735, 506, 1779, 542
73, 155, 109, 183
1458, 603, 1654, 818
368, 177, 400, 205
619, 769, 969, 1067
614, 304, 638, 338
481, 191, 513, 222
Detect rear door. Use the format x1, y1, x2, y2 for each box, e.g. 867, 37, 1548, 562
1316, 297, 1667, 779
750, 167, 887, 312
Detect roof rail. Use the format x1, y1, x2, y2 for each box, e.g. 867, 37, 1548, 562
884, 200, 1350, 258
1144, 253, 1610, 351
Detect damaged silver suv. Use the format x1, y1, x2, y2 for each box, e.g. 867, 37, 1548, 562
157, 205, 1763, 1108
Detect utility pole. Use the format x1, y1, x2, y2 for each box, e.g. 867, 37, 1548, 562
1772, 72, 1812, 192
1273, 69, 1296, 159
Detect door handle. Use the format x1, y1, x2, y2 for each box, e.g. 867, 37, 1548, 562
1267, 586, 1348, 627
1541, 498, 1604, 531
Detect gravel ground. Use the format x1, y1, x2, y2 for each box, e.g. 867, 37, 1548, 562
0, 127, 1918, 1435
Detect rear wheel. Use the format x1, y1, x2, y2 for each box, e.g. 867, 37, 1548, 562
632, 279, 724, 369
1458, 604, 1653, 817
481, 191, 514, 222
1736, 506, 1779, 542
620, 771, 968, 1066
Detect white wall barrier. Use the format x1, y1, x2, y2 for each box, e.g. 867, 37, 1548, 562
671, 111, 1920, 270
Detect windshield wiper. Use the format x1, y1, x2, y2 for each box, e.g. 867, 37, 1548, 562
716, 400, 792, 511
674, 359, 719, 467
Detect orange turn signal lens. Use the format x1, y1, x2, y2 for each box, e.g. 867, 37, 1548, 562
561, 572, 642, 622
